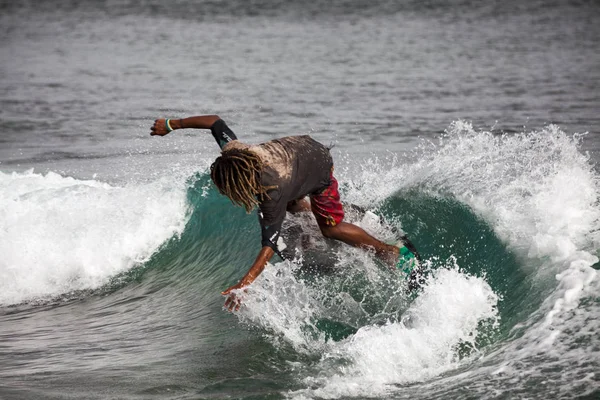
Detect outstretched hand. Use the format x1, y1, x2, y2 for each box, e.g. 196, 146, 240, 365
221, 282, 246, 312
150, 118, 171, 136
220, 247, 273, 312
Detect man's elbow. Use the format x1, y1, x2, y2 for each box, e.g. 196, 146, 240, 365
208, 115, 221, 124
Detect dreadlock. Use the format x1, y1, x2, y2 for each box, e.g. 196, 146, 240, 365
210, 148, 275, 213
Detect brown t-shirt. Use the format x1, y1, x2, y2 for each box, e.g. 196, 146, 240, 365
211, 119, 332, 250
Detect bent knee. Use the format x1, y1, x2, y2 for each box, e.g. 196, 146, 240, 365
319, 224, 339, 239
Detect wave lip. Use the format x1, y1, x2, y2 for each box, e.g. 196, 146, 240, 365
0, 170, 190, 306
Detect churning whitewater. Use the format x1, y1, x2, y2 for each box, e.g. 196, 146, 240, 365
2, 123, 598, 398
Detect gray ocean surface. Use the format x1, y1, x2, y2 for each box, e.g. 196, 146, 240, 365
1, 1, 599, 399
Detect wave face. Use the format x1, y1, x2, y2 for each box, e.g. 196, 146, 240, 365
1, 124, 598, 399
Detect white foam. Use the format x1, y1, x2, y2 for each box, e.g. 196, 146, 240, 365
291, 267, 499, 398
434, 264, 600, 399
0, 170, 190, 305
334, 152, 405, 209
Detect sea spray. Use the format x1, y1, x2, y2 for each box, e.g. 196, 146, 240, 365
411, 122, 600, 269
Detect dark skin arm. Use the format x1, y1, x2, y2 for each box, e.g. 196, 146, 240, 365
150, 115, 221, 136
221, 246, 275, 311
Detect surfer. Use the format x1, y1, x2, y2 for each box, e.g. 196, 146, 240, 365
150, 115, 419, 310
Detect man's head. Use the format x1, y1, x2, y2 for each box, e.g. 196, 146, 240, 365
210, 148, 273, 213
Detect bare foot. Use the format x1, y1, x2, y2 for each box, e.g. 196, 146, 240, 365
377, 244, 399, 267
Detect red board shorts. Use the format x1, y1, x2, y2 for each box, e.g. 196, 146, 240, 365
310, 171, 345, 227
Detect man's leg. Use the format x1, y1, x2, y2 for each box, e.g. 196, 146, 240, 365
318, 221, 399, 265
309, 172, 399, 265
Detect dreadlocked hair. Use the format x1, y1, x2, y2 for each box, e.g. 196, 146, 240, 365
210, 148, 275, 213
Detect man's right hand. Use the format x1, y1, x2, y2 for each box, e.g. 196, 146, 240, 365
150, 119, 171, 136
222, 282, 245, 312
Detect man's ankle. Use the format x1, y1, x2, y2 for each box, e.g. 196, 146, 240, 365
378, 244, 399, 266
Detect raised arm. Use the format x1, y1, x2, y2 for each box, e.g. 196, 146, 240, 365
150, 115, 238, 149
150, 115, 221, 136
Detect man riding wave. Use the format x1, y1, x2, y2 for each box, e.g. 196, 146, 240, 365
151, 115, 419, 310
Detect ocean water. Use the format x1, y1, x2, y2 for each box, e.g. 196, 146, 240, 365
1, 1, 599, 399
